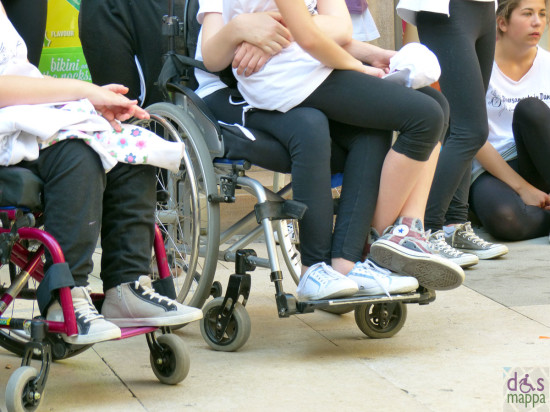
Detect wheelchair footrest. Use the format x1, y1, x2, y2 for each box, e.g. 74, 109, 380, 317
295, 288, 436, 314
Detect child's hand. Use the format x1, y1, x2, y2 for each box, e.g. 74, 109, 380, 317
88, 84, 150, 131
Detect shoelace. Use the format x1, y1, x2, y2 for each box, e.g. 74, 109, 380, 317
352, 263, 392, 298
359, 259, 392, 276
429, 231, 464, 258
73, 295, 105, 324
459, 223, 492, 247
136, 281, 177, 307
309, 263, 342, 285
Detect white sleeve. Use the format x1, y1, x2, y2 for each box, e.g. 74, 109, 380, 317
197, 0, 223, 24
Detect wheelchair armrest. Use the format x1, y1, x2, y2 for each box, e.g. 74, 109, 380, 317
166, 83, 225, 159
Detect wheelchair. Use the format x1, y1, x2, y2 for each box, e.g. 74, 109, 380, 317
0, 168, 193, 410
130, 0, 437, 353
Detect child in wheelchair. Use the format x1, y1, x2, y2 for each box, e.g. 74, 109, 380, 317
197, 0, 465, 299
0, 3, 202, 345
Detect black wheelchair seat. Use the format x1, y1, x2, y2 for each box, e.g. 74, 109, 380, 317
0, 167, 43, 210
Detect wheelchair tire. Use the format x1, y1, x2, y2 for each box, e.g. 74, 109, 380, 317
200, 297, 251, 352
149, 334, 191, 385
5, 366, 42, 412
354, 302, 407, 339
135, 102, 220, 309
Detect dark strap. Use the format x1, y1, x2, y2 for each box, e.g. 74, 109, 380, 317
36, 262, 75, 315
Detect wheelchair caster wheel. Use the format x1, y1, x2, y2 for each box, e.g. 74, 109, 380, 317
149, 334, 191, 385
6, 366, 42, 412
354, 302, 407, 339
200, 297, 251, 352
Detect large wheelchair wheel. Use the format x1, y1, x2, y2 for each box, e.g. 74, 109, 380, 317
135, 102, 220, 308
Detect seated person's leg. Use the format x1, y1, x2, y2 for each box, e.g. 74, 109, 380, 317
329, 123, 419, 296
18, 140, 121, 344
470, 163, 550, 241
99, 163, 202, 327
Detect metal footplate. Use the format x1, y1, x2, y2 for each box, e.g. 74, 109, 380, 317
275, 287, 436, 318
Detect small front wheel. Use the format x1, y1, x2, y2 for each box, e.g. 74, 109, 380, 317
6, 366, 42, 412
354, 302, 407, 339
149, 334, 191, 385
200, 297, 251, 352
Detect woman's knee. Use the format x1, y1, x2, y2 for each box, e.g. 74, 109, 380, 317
394, 95, 445, 161
513, 97, 549, 125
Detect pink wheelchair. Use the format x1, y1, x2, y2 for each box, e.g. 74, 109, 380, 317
0, 167, 192, 412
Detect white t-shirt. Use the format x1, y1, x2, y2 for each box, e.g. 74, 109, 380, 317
196, 0, 333, 112
351, 8, 380, 42
471, 47, 550, 179
397, 0, 495, 26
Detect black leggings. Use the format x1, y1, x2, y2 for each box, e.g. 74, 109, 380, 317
418, 0, 496, 230
299, 70, 449, 162
3, 0, 47, 67
205, 89, 389, 265
19, 140, 156, 291
469, 98, 550, 241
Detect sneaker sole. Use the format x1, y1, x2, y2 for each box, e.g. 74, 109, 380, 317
64, 328, 121, 345
298, 287, 358, 301
107, 311, 203, 328
370, 241, 465, 290
457, 246, 508, 260
450, 254, 479, 268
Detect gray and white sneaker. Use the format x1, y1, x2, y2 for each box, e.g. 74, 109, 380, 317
102, 276, 203, 327
445, 222, 508, 260
47, 287, 121, 345
428, 230, 479, 268
296, 262, 358, 301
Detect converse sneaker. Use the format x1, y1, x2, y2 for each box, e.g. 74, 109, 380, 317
370, 217, 465, 290
428, 230, 479, 268
101, 276, 203, 327
347, 259, 418, 297
296, 262, 358, 301
47, 287, 121, 345
444, 222, 508, 259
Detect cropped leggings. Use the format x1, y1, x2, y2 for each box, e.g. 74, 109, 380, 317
418, 0, 496, 230
469, 98, 550, 241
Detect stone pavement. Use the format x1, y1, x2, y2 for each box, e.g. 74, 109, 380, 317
1, 230, 549, 412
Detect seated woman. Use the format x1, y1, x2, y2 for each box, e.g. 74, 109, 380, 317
198, 0, 465, 299
469, 0, 550, 242
0, 3, 202, 345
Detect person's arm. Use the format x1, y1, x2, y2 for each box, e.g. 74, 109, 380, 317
233, 0, 354, 77
344, 40, 395, 72
273, 0, 366, 73
475, 141, 550, 208
201, 11, 291, 72
313, 0, 353, 46
0, 76, 149, 131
